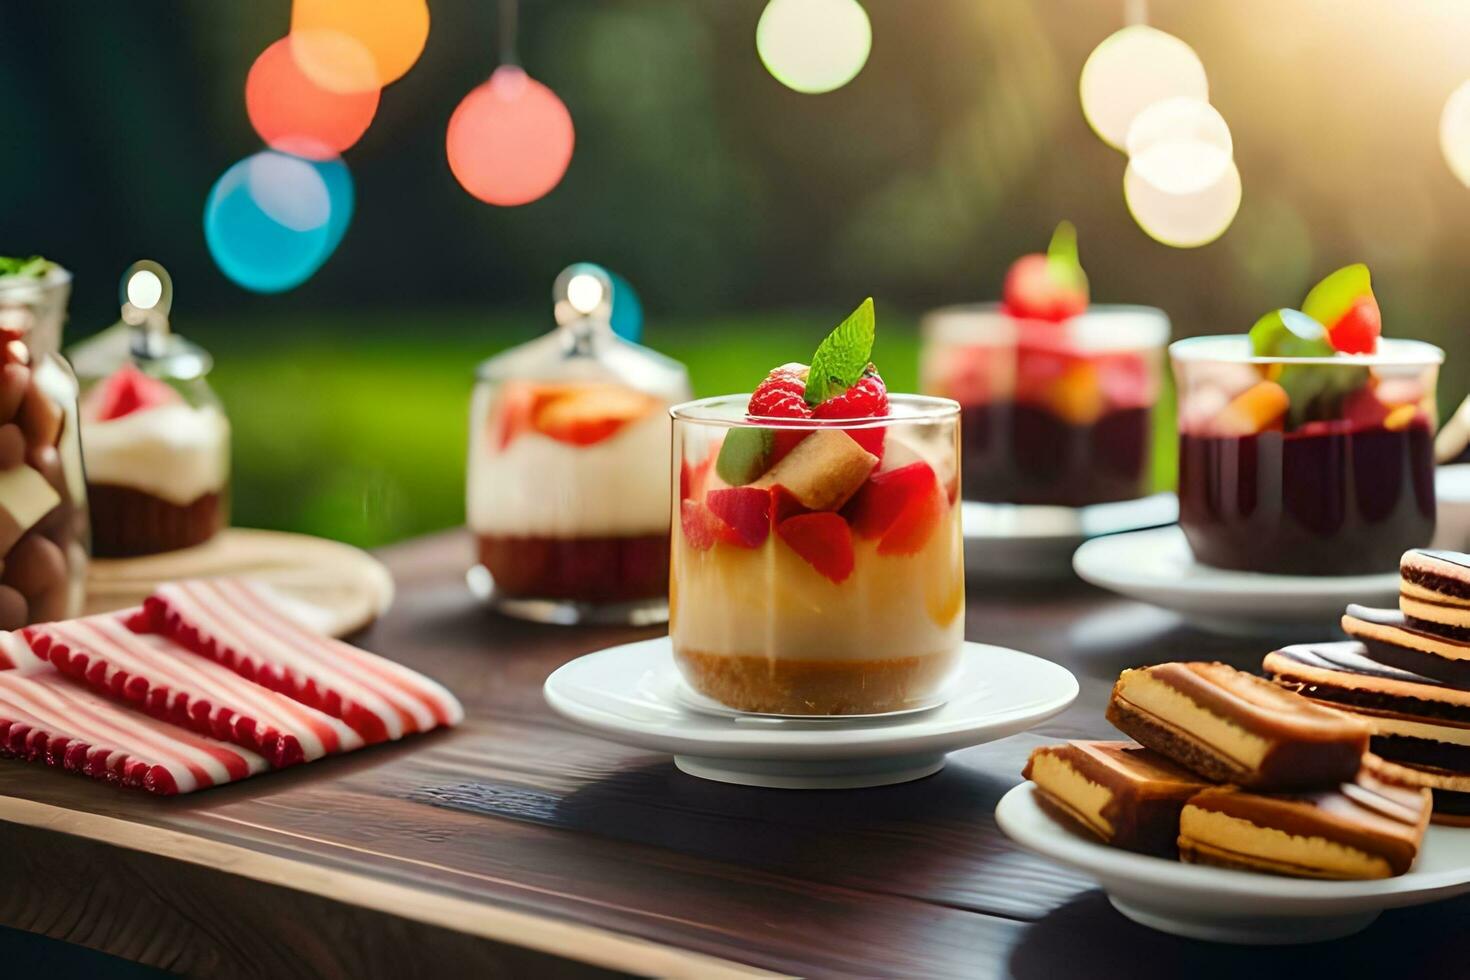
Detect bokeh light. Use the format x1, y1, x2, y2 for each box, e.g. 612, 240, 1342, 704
608, 270, 644, 344
204, 151, 354, 293
1441, 79, 1470, 187
1124, 159, 1242, 248
247, 36, 379, 160
290, 0, 429, 94
756, 0, 871, 95
1080, 25, 1208, 151
446, 66, 575, 207
1125, 97, 1233, 195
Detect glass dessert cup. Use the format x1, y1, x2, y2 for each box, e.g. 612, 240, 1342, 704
1172, 336, 1442, 576
467, 265, 690, 626
0, 263, 88, 626
670, 395, 965, 715
921, 304, 1168, 507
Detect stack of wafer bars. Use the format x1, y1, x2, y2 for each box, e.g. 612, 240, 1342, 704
0, 578, 462, 794
1023, 660, 1432, 880
1263, 548, 1470, 828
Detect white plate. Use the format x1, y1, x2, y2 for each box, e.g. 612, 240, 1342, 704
997, 782, 1470, 944
543, 637, 1078, 789
963, 493, 1177, 580
1072, 525, 1399, 634
1434, 464, 1470, 551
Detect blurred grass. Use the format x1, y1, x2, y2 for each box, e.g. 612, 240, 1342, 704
165, 310, 1176, 548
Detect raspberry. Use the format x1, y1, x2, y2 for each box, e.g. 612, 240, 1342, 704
748, 364, 812, 419
812, 369, 888, 421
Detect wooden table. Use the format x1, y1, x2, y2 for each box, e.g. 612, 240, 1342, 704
3, 531, 1469, 978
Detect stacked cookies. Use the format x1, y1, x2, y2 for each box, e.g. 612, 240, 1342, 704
1264, 549, 1470, 826
1024, 661, 1431, 879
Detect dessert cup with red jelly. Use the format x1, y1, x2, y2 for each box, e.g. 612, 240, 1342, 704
670, 300, 965, 716
921, 222, 1168, 507
1174, 265, 1441, 576
0, 257, 88, 628
467, 265, 690, 625
72, 263, 229, 557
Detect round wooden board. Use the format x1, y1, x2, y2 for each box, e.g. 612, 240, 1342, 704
84, 528, 394, 638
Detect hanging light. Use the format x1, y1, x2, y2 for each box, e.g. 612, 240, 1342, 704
1124, 159, 1241, 248
756, 0, 872, 95
290, 0, 429, 94
1441, 80, 1470, 188
1079, 25, 1207, 151
247, 36, 379, 160
1125, 96, 1233, 196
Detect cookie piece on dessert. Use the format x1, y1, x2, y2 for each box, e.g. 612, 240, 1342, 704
1023, 740, 1210, 856
1107, 662, 1369, 789
1178, 770, 1430, 879
1399, 549, 1470, 640
1342, 604, 1470, 689
752, 428, 878, 511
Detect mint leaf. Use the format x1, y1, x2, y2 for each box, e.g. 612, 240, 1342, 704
0, 256, 52, 278
1045, 221, 1087, 293
804, 297, 876, 405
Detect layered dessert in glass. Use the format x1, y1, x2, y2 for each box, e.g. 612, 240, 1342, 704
73, 263, 229, 557
922, 223, 1168, 506
467, 265, 690, 624
671, 299, 965, 715
1174, 264, 1440, 575
0, 256, 88, 627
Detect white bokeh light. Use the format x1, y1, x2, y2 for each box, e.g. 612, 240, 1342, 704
1125, 159, 1242, 248
1441, 80, 1470, 187
566, 273, 605, 315
756, 0, 871, 95
127, 270, 164, 311
1080, 25, 1208, 151
1125, 97, 1233, 196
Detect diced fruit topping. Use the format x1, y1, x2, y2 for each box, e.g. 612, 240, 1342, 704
847, 461, 945, 555
706, 487, 771, 548
493, 383, 538, 450
1383, 404, 1419, 431
754, 429, 878, 511
776, 512, 854, 584
1042, 361, 1104, 426
529, 384, 660, 447
1002, 221, 1089, 323
749, 363, 811, 419
1301, 264, 1380, 355
86, 363, 180, 422
680, 499, 731, 551
714, 427, 776, 485
680, 453, 714, 501
1213, 381, 1289, 437
1248, 308, 1335, 359
812, 368, 889, 457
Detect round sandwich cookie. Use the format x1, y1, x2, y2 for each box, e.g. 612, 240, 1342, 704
1364, 754, 1470, 827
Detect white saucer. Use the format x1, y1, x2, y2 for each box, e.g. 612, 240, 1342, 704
543, 638, 1078, 789
1072, 525, 1399, 634
963, 493, 1177, 580
997, 782, 1470, 944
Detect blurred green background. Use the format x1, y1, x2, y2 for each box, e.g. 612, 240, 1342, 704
4, 0, 1468, 546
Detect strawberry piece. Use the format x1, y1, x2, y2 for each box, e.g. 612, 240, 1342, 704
777, 512, 854, 583
706, 487, 771, 548
532, 385, 659, 447
493, 383, 539, 450
813, 369, 889, 457
847, 462, 945, 555
680, 453, 714, 501
769, 484, 809, 525
1002, 254, 1088, 322
89, 364, 179, 422
680, 500, 727, 551
1328, 295, 1381, 355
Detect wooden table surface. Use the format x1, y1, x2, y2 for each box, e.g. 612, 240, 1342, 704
3, 530, 1469, 979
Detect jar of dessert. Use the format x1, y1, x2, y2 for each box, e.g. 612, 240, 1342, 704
467, 264, 691, 625
71, 262, 231, 557
1173, 265, 1441, 575
670, 300, 966, 715
0, 257, 88, 627
920, 223, 1170, 507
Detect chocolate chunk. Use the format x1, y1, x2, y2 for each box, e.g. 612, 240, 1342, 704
0, 424, 24, 470
17, 381, 61, 448
0, 585, 27, 631
1023, 740, 1210, 856
2, 533, 66, 599
1179, 769, 1430, 879
0, 364, 27, 423
1107, 662, 1370, 790
0, 465, 61, 554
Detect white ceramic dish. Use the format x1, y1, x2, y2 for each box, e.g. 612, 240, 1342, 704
544, 637, 1078, 789
1072, 525, 1399, 634
963, 493, 1177, 580
997, 781, 1470, 944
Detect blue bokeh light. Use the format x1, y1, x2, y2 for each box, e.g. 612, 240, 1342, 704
607, 269, 643, 343
203, 150, 354, 293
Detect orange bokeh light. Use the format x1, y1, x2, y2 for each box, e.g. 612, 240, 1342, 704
446, 66, 575, 207
247, 37, 379, 160
290, 0, 429, 94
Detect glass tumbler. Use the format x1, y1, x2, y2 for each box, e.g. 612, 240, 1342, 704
670, 394, 965, 715
1172, 335, 1442, 575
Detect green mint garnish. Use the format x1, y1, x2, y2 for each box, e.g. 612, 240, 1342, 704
804, 297, 876, 406
1045, 221, 1087, 292
0, 256, 53, 278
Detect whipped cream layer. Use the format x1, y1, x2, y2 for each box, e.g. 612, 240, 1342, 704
467, 389, 672, 537
82, 403, 230, 506
670, 505, 964, 662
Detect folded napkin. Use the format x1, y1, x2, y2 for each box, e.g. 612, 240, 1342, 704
0, 631, 44, 673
